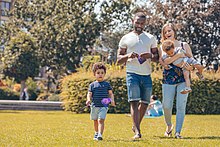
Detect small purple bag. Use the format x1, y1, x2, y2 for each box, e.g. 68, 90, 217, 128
101, 98, 111, 107
138, 56, 146, 64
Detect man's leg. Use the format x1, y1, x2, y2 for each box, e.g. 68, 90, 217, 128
139, 75, 152, 130
138, 103, 148, 125
130, 101, 140, 135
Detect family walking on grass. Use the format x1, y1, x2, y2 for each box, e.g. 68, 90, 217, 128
86, 11, 204, 141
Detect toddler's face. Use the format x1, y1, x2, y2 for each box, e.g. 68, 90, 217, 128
94, 69, 105, 82
165, 48, 175, 57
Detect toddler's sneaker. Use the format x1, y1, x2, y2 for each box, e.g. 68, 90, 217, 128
196, 72, 204, 80
97, 133, 103, 141
180, 87, 192, 94
93, 133, 98, 140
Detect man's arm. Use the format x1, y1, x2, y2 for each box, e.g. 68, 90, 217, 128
151, 47, 159, 62
117, 47, 138, 65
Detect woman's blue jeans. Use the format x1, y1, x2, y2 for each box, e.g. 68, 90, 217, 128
162, 82, 188, 133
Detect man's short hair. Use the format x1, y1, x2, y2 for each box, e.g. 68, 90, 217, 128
134, 12, 146, 19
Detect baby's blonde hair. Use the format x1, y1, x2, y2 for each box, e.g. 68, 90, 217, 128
162, 40, 175, 53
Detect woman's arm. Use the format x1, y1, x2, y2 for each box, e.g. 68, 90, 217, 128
163, 52, 185, 64
158, 47, 171, 69
183, 42, 193, 58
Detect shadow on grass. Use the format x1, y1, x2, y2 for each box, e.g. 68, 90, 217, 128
184, 136, 220, 140
105, 138, 146, 142
0, 111, 21, 113
155, 136, 220, 140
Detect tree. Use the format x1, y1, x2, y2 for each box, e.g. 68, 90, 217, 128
132, 0, 220, 65
1, 0, 101, 75
1, 32, 39, 99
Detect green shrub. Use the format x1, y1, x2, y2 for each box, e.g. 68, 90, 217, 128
48, 94, 60, 101
60, 72, 220, 114
0, 87, 19, 100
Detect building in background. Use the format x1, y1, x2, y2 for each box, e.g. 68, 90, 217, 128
0, 0, 14, 25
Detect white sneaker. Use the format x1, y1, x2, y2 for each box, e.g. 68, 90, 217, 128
97, 134, 103, 141
93, 133, 98, 140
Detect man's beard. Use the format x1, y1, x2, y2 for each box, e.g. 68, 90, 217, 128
135, 27, 143, 33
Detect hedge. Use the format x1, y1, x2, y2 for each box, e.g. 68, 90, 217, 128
60, 75, 220, 114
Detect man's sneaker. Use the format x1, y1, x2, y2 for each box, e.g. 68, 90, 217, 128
132, 134, 141, 140
93, 133, 98, 140
180, 87, 192, 94
196, 72, 204, 80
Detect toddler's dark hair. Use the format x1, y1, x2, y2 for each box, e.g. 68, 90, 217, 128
151, 95, 158, 100
92, 62, 106, 74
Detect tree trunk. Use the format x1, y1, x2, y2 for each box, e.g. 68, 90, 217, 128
19, 80, 29, 101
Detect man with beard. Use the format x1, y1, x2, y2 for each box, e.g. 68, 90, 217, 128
117, 11, 159, 139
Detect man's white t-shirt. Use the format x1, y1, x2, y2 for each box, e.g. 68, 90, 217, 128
119, 31, 157, 75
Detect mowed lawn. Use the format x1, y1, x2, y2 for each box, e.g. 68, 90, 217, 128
0, 111, 219, 147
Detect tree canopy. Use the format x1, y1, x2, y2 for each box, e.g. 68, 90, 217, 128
0, 0, 219, 84
133, 0, 220, 65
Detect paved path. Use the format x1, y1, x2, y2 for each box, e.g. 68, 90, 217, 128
0, 100, 63, 111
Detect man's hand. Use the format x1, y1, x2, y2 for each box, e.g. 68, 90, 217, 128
139, 52, 152, 59
128, 52, 139, 59
151, 48, 159, 62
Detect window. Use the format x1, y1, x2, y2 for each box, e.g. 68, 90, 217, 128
1, 2, 11, 16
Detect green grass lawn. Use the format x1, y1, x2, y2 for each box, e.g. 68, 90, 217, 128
0, 111, 219, 147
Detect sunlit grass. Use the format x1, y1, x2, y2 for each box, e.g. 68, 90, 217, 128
0, 111, 219, 146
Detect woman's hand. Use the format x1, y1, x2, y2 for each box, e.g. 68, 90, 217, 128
184, 62, 193, 71
164, 65, 171, 70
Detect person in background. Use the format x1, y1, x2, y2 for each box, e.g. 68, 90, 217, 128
146, 95, 163, 117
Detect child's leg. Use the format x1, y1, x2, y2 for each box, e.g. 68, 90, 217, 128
94, 120, 98, 133
98, 119, 105, 135
183, 70, 190, 88
97, 107, 108, 140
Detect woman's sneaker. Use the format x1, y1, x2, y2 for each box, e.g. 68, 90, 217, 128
180, 87, 192, 94
175, 132, 183, 139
